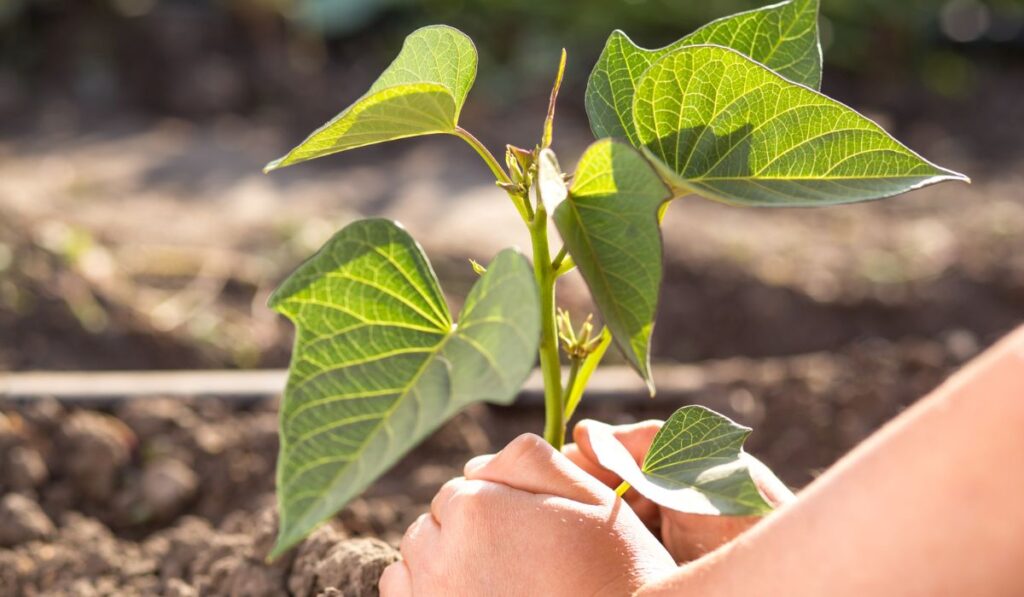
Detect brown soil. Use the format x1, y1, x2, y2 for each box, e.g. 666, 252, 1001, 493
0, 331, 989, 595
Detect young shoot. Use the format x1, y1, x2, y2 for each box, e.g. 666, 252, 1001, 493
262, 0, 967, 557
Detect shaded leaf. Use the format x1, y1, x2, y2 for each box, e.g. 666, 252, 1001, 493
553, 139, 670, 390
586, 0, 822, 143
269, 219, 538, 556
266, 25, 477, 171
634, 45, 967, 206
589, 405, 773, 516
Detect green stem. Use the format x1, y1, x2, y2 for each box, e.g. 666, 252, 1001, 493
454, 126, 510, 184
553, 254, 576, 278
562, 357, 581, 411
562, 327, 612, 422
551, 245, 568, 270
453, 127, 530, 223
531, 206, 564, 450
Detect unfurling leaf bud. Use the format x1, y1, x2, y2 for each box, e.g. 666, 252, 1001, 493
469, 258, 487, 276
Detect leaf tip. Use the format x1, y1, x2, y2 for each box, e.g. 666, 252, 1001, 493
266, 532, 299, 563
263, 156, 286, 173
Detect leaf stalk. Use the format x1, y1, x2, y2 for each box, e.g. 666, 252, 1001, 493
454, 126, 531, 223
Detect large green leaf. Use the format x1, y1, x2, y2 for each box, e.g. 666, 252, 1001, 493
634, 45, 968, 206
265, 25, 477, 171
268, 219, 538, 557
586, 0, 822, 143
553, 140, 670, 390
588, 405, 774, 516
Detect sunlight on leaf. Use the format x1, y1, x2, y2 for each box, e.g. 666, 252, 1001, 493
268, 219, 538, 557
586, 0, 822, 143
554, 139, 670, 390
537, 148, 568, 212
265, 25, 477, 171
634, 45, 968, 206
588, 405, 774, 516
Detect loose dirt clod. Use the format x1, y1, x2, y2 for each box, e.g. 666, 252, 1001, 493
313, 538, 400, 597
5, 445, 48, 489
0, 493, 55, 546
58, 411, 135, 501
141, 458, 199, 520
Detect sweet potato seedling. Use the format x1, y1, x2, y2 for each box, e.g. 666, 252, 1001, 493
262, 0, 967, 557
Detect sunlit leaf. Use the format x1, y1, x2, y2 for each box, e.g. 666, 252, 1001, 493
265, 25, 477, 171
634, 45, 968, 206
586, 0, 822, 143
269, 219, 538, 557
536, 148, 568, 212
588, 405, 774, 515
554, 140, 670, 389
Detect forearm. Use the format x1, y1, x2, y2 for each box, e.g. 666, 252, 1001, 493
639, 326, 1024, 597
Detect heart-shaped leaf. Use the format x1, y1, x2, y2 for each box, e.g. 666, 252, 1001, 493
634, 45, 968, 206
586, 0, 822, 143
265, 25, 477, 171
269, 219, 539, 557
589, 405, 773, 516
553, 139, 671, 390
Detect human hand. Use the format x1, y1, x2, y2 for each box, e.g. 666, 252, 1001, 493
564, 419, 795, 563
380, 433, 676, 596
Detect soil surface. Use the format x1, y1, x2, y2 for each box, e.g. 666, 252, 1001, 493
0, 331, 993, 595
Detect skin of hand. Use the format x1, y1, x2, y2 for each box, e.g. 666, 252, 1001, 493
564, 420, 795, 562
637, 325, 1024, 597
379, 433, 677, 597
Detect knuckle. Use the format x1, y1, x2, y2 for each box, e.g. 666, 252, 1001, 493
399, 513, 431, 555
504, 433, 550, 460
447, 480, 498, 519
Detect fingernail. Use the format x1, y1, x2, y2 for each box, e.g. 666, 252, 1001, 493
464, 454, 494, 476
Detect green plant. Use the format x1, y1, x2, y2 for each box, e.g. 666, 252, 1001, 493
262, 0, 967, 557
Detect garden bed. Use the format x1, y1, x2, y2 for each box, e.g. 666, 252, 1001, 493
0, 335, 974, 595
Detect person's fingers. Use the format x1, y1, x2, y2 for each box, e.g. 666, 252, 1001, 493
748, 455, 797, 507
660, 510, 762, 563
573, 419, 663, 470
463, 454, 494, 476
464, 433, 609, 504
400, 512, 441, 561
562, 443, 622, 488
378, 561, 413, 597
430, 476, 465, 524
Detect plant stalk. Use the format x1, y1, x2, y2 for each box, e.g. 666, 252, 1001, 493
453, 127, 531, 223
562, 357, 581, 411
531, 206, 565, 449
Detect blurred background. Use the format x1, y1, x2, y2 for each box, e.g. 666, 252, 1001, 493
1, 0, 1022, 372
1, 2, 1023, 594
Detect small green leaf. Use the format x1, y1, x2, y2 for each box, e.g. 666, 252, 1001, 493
553, 139, 671, 390
586, 0, 822, 143
269, 219, 538, 557
635, 45, 968, 206
265, 25, 477, 171
589, 405, 774, 516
